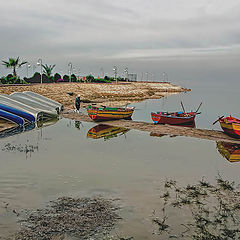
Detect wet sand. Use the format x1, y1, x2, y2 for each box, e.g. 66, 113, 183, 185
62, 111, 240, 144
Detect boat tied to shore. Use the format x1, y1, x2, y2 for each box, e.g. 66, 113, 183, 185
151, 111, 198, 125
151, 102, 201, 126
87, 105, 134, 121
213, 116, 240, 138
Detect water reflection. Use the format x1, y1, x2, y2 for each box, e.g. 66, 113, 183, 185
217, 141, 240, 163
75, 120, 83, 130
0, 123, 35, 138
0, 118, 59, 139
87, 124, 129, 140
36, 117, 59, 128
2, 142, 39, 158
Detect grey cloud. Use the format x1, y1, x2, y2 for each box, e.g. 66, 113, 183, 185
0, 0, 240, 77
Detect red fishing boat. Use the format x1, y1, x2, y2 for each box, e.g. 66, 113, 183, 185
151, 111, 197, 125
151, 102, 201, 126
213, 116, 240, 138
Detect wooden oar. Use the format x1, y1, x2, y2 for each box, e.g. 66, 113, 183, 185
213, 115, 224, 125
195, 102, 202, 113
180, 101, 186, 113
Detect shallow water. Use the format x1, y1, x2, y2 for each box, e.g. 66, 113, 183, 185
0, 116, 239, 238
1, 77, 240, 239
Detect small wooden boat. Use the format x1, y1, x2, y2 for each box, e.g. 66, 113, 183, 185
87, 124, 129, 140
151, 111, 197, 125
213, 116, 240, 138
151, 102, 201, 126
87, 105, 134, 121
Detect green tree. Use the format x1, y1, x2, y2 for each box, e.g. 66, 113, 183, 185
42, 64, 55, 79
2, 57, 27, 77
86, 75, 94, 82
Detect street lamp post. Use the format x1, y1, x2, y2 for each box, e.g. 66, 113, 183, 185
124, 67, 129, 81
68, 62, 73, 82
163, 72, 168, 82
100, 67, 104, 78
37, 59, 43, 84
32, 65, 36, 76
78, 69, 81, 81
26, 63, 31, 78
145, 72, 149, 81
113, 66, 117, 82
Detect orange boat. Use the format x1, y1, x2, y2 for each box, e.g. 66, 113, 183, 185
214, 116, 240, 138
217, 141, 240, 163
87, 105, 134, 121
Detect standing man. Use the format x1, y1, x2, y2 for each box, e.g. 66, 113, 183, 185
75, 94, 81, 113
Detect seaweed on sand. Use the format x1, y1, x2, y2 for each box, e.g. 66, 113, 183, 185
14, 196, 121, 240
152, 176, 240, 239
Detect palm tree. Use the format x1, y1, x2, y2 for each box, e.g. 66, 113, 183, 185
42, 64, 55, 79
2, 57, 27, 77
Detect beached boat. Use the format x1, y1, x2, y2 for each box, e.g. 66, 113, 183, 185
0, 103, 35, 123
151, 111, 197, 125
0, 109, 24, 126
87, 105, 134, 121
214, 116, 240, 138
87, 124, 129, 139
217, 141, 240, 163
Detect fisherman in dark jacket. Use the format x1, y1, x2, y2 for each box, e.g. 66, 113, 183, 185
75, 94, 81, 113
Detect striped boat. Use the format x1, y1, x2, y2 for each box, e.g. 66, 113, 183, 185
217, 116, 240, 138
217, 142, 240, 163
87, 124, 129, 139
87, 105, 134, 121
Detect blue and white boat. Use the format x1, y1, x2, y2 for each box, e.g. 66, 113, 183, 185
0, 103, 35, 123
0, 109, 24, 126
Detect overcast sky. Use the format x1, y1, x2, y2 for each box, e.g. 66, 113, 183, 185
0, 0, 240, 78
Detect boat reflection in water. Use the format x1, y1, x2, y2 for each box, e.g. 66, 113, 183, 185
217, 141, 240, 163
36, 117, 59, 128
150, 121, 196, 138
0, 117, 59, 139
87, 124, 129, 140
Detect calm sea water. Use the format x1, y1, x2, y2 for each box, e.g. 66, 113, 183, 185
0, 78, 240, 239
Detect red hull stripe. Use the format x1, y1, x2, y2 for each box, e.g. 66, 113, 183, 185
151, 113, 196, 125
222, 127, 240, 138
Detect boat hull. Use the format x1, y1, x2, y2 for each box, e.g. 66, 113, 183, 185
88, 107, 134, 121
220, 120, 240, 138
0, 109, 24, 126
151, 112, 196, 125
0, 103, 35, 123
